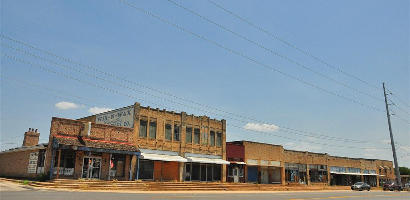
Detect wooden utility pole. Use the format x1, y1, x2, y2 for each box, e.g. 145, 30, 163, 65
382, 82, 401, 186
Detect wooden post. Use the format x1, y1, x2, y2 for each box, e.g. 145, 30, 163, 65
56, 150, 62, 179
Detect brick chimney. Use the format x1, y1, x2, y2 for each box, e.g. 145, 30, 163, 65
22, 128, 40, 147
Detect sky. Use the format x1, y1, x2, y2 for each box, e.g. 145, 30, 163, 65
1, 0, 409, 167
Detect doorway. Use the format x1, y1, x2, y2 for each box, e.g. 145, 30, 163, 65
233, 167, 239, 183
82, 157, 102, 179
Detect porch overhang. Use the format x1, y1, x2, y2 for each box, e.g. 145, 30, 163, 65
186, 157, 230, 165
53, 135, 139, 155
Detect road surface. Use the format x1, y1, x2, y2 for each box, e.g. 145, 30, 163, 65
1, 180, 409, 200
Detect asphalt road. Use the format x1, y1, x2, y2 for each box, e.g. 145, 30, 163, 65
1, 181, 409, 200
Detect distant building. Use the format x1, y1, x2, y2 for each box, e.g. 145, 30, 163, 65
226, 141, 395, 187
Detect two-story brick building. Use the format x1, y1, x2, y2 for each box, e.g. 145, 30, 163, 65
0, 102, 229, 182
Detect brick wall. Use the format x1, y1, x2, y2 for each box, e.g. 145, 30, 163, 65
0, 149, 40, 178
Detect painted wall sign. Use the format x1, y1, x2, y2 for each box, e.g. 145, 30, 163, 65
96, 106, 134, 128
27, 152, 38, 174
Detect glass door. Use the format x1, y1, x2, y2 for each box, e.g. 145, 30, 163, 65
82, 157, 101, 179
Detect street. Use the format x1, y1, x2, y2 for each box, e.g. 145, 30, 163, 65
1, 181, 409, 200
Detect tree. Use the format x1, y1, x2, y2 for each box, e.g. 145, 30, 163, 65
399, 167, 410, 175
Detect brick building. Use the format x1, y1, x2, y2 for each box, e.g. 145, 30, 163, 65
0, 102, 228, 182
226, 141, 395, 187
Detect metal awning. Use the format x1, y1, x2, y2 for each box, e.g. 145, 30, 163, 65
186, 156, 230, 165
330, 172, 378, 176
140, 153, 187, 162
230, 161, 246, 165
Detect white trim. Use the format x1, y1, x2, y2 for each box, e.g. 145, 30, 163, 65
140, 153, 187, 162
0, 144, 46, 154
230, 161, 246, 165
186, 157, 230, 165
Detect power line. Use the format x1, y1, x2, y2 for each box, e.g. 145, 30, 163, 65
0, 36, 388, 145
166, 0, 384, 102
207, 0, 382, 91
1, 53, 391, 151
119, 0, 384, 113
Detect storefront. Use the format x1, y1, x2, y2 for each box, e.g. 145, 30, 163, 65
227, 161, 245, 183
285, 163, 307, 184
136, 149, 187, 181
309, 164, 328, 184
184, 153, 229, 182
330, 166, 362, 186
49, 135, 139, 180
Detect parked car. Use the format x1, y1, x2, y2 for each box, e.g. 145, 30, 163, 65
383, 182, 402, 191
351, 182, 371, 191
403, 183, 410, 191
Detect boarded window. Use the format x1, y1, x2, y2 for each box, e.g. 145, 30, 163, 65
165, 124, 172, 140
139, 120, 147, 138
210, 131, 215, 146
174, 124, 180, 141
194, 128, 200, 144
186, 127, 192, 143
149, 121, 156, 139
216, 132, 222, 147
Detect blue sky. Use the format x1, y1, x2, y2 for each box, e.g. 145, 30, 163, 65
1, 0, 409, 166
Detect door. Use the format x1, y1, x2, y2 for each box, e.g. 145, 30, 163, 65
247, 166, 258, 182
233, 167, 239, 183
82, 157, 102, 179
261, 168, 269, 184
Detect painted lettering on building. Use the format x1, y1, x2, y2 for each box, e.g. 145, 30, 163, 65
96, 106, 134, 128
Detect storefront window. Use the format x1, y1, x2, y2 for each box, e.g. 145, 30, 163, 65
285, 163, 307, 184
110, 154, 125, 177
309, 164, 327, 183
138, 159, 154, 180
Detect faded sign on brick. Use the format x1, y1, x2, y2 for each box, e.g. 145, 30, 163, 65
96, 106, 134, 128
27, 152, 38, 174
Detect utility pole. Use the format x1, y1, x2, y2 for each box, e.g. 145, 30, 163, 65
382, 82, 401, 186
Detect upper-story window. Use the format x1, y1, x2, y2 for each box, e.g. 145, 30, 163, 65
186, 127, 192, 143
194, 128, 200, 144
139, 120, 147, 138
165, 124, 172, 141
174, 124, 180, 141
210, 131, 215, 146
149, 121, 156, 139
216, 132, 222, 147
202, 131, 208, 145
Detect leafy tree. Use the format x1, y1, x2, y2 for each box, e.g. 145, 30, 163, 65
399, 167, 410, 175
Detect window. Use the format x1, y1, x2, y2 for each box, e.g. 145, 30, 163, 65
139, 120, 147, 138
174, 124, 180, 141
186, 127, 192, 143
149, 121, 156, 139
194, 128, 200, 144
165, 124, 172, 140
210, 131, 215, 146
202, 131, 208, 145
216, 132, 222, 147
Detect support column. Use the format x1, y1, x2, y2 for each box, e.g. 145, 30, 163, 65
56, 150, 62, 179
327, 166, 331, 185
179, 162, 184, 182
129, 155, 137, 180
361, 175, 364, 182
281, 166, 286, 185
306, 164, 310, 185
376, 175, 380, 187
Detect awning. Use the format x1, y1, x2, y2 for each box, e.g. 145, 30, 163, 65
186, 156, 230, 165
230, 161, 246, 165
330, 172, 378, 176
140, 153, 187, 162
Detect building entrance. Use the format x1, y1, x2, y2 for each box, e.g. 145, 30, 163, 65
82, 157, 102, 179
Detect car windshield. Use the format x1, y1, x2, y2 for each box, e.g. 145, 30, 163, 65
354, 182, 364, 185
